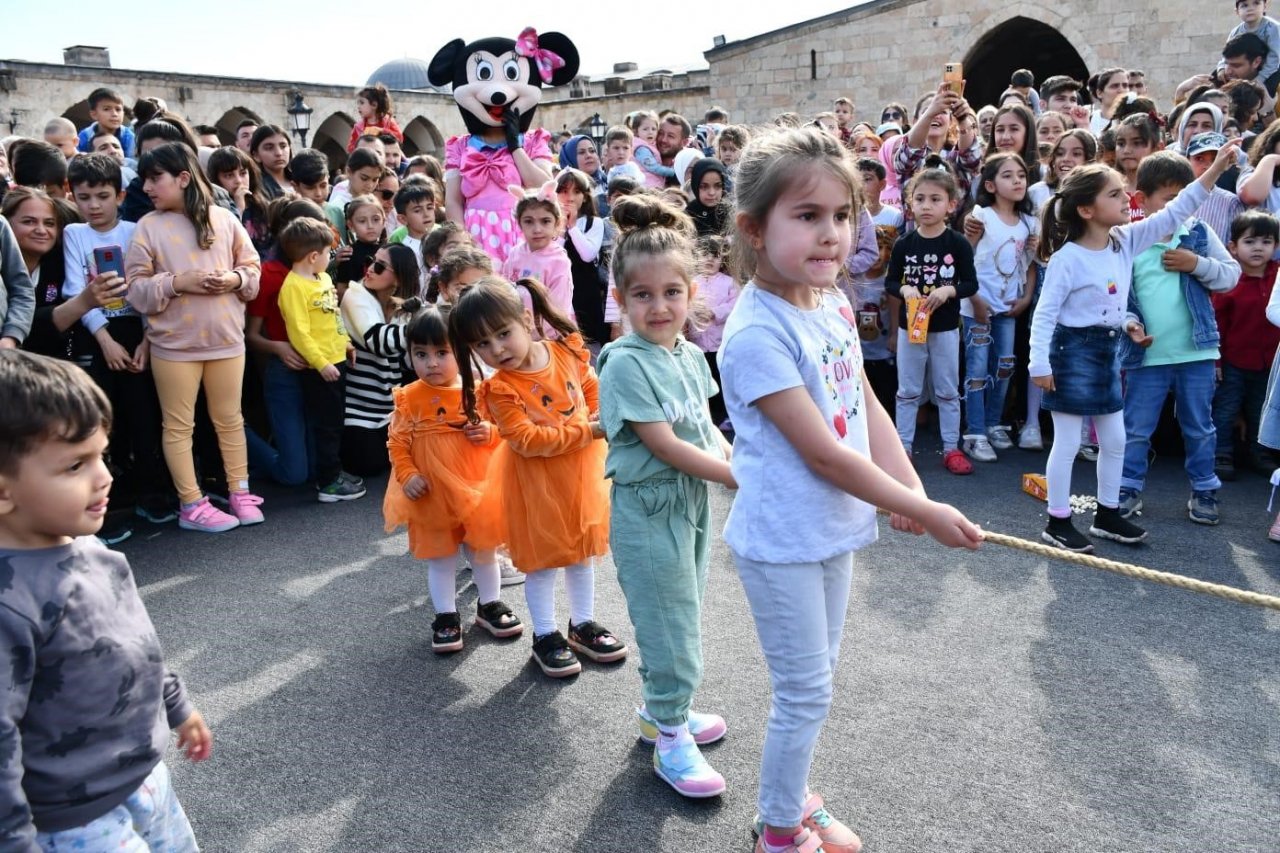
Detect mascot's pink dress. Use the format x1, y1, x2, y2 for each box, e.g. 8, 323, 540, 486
445, 128, 552, 262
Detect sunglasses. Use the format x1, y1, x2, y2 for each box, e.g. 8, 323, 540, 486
363, 257, 390, 275
376, 189, 396, 201
882, 111, 903, 120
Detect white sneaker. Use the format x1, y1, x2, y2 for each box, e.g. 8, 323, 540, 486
987, 425, 1014, 450
962, 434, 998, 462
1018, 424, 1043, 450
1078, 444, 1099, 462
497, 550, 525, 586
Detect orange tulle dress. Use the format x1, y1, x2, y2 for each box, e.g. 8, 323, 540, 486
383, 380, 506, 559
476, 333, 609, 573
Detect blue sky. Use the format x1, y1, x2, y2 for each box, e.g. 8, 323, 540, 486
0, 1, 867, 85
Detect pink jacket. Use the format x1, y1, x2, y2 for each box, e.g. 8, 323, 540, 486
688, 272, 737, 352
502, 241, 574, 321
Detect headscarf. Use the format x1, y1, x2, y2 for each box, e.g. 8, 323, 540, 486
558, 134, 606, 187
1172, 103, 1224, 154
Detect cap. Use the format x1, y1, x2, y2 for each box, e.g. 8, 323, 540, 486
1186, 131, 1228, 157
876, 122, 903, 137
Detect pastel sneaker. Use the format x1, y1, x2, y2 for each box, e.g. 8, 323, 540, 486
637, 705, 727, 745
652, 731, 725, 798
752, 828, 824, 853
178, 497, 240, 534
229, 491, 265, 526
753, 793, 862, 853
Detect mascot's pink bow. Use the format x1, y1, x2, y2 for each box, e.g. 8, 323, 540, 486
515, 27, 564, 83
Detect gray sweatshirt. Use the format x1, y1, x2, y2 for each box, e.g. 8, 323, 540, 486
0, 537, 193, 849
0, 218, 34, 345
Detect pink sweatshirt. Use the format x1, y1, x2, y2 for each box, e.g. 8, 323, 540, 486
688, 271, 738, 352
125, 206, 261, 361
501, 240, 574, 320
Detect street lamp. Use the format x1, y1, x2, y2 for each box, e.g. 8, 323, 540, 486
7, 109, 19, 134
287, 92, 313, 148
588, 113, 607, 149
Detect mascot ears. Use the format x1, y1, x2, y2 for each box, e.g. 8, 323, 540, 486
428, 31, 580, 90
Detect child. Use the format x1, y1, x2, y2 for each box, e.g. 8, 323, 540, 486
1117, 152, 1241, 525
422, 221, 473, 303
347, 84, 403, 153
631, 111, 674, 189
603, 125, 645, 192
1215, 209, 1280, 478
1186, 132, 1244, 245
1259, 274, 1280, 540
556, 168, 609, 344
961, 153, 1038, 462
0, 350, 212, 849
885, 164, 980, 472
1030, 140, 1241, 552
336, 195, 385, 287
388, 181, 437, 293
716, 126, 749, 175
500, 184, 573, 323
435, 244, 492, 305
206, 146, 270, 253
124, 142, 263, 533
686, 158, 730, 238
75, 87, 136, 155
718, 128, 981, 853
43, 117, 79, 161
1220, 0, 1280, 95
834, 97, 857, 145
1113, 113, 1162, 223
62, 154, 173, 528
849, 158, 905, 415
327, 146, 383, 213
248, 125, 293, 200
449, 278, 625, 677
277, 217, 365, 503
596, 196, 734, 797
688, 235, 737, 429
384, 304, 521, 652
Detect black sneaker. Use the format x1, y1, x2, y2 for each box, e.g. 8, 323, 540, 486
1214, 454, 1236, 482
339, 471, 365, 489
475, 600, 523, 638
567, 620, 628, 663
531, 630, 581, 677
135, 493, 178, 524
318, 476, 366, 503
1090, 505, 1149, 544
431, 612, 463, 653
96, 517, 134, 547
1042, 515, 1094, 553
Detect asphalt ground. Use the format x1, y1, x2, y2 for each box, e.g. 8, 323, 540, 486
123, 435, 1280, 852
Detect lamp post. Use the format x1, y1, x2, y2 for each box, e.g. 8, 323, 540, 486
7, 109, 19, 134
588, 113, 607, 149
287, 92, 313, 148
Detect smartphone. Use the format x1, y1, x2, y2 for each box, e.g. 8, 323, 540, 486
943, 62, 964, 95
92, 245, 127, 310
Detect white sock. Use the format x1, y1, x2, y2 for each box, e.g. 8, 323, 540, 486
524, 568, 559, 636
564, 560, 595, 626
425, 555, 458, 613
468, 548, 499, 604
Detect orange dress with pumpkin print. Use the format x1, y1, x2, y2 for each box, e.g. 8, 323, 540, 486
383, 381, 506, 559
476, 333, 609, 572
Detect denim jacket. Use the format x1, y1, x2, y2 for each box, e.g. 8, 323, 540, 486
1121, 219, 1239, 369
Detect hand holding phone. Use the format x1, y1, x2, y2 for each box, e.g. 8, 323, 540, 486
91, 246, 127, 311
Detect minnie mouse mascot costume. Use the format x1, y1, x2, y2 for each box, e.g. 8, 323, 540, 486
429, 28, 579, 263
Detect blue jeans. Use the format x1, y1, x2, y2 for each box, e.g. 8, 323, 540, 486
245, 355, 313, 486
1212, 363, 1271, 455
962, 314, 1015, 435
732, 550, 854, 827
1121, 360, 1221, 492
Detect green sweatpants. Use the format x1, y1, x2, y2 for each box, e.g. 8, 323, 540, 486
610, 475, 711, 727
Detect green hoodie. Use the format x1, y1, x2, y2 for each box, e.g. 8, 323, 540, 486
597, 333, 723, 484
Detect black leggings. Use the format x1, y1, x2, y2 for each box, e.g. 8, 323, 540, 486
341, 425, 391, 477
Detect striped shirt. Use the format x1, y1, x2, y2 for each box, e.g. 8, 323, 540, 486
1196, 187, 1243, 246
339, 282, 410, 429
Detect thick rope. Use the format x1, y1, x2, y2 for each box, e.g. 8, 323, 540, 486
879, 512, 1280, 611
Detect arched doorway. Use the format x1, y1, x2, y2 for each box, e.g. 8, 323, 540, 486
963, 17, 1089, 112
62, 100, 92, 130
312, 111, 355, 172
400, 116, 443, 159
214, 107, 264, 147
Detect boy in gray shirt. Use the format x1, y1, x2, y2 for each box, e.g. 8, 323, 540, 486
0, 350, 210, 851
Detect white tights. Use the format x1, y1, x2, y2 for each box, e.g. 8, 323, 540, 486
523, 560, 595, 636
1046, 411, 1126, 517
426, 547, 498, 613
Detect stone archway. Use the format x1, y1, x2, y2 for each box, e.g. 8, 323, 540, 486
962, 16, 1090, 111
213, 107, 264, 146
400, 116, 443, 158
313, 111, 355, 171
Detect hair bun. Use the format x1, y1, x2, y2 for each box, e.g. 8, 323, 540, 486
611, 194, 694, 237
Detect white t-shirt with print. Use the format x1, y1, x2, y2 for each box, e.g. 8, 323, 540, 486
718, 283, 877, 563
962, 206, 1036, 317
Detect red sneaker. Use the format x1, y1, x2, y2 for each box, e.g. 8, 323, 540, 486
943, 448, 974, 475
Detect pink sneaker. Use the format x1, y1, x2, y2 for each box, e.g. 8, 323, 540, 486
229, 491, 265, 526
179, 497, 240, 533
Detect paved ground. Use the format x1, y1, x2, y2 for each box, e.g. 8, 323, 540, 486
123, 437, 1280, 852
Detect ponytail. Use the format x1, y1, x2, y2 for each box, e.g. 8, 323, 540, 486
514, 276, 578, 341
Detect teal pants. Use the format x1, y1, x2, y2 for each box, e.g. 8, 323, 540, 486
610, 476, 710, 728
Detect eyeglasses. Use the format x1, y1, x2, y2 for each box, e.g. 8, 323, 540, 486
376, 189, 396, 201
364, 257, 389, 275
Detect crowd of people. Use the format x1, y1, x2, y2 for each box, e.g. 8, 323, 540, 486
1, 7, 1280, 849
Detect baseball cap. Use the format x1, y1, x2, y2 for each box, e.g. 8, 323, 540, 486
1186, 131, 1227, 158
876, 122, 903, 137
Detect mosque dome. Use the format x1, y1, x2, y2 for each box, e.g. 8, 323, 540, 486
365, 58, 443, 92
